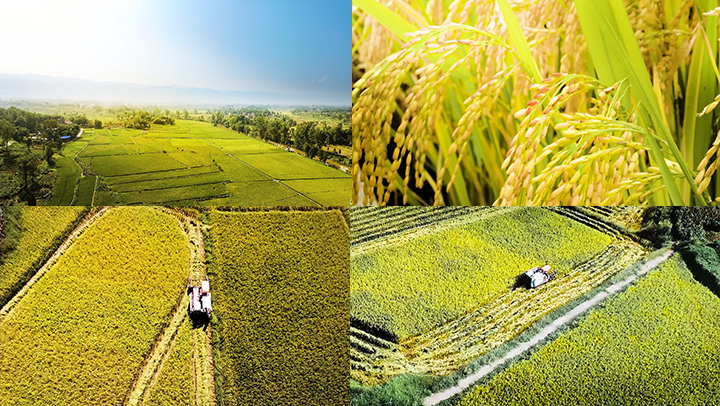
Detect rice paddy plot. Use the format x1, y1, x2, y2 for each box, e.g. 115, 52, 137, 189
0, 207, 86, 309
103, 166, 221, 186
209, 138, 283, 154
74, 176, 96, 205
118, 182, 228, 205
94, 191, 117, 205
211, 154, 271, 182
237, 151, 349, 180
111, 171, 228, 193
182, 120, 247, 139
89, 134, 134, 144
0, 207, 189, 406
79, 144, 129, 157
283, 178, 351, 206
165, 152, 205, 168
200, 180, 316, 206
208, 210, 349, 406
48, 156, 80, 206
86, 154, 187, 177
123, 143, 160, 155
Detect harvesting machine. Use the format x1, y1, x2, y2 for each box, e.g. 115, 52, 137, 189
514, 264, 557, 289
188, 276, 212, 316
524, 264, 556, 288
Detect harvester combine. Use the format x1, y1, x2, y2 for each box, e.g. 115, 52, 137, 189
514, 264, 557, 289
188, 276, 212, 316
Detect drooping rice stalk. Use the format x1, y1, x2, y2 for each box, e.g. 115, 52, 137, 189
352, 0, 720, 205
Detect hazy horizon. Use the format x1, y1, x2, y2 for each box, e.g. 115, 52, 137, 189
0, 0, 348, 105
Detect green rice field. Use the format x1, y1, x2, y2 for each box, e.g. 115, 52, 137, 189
51, 120, 350, 206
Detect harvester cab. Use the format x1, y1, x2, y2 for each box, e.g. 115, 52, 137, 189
188, 276, 212, 316
513, 263, 557, 289
525, 264, 556, 288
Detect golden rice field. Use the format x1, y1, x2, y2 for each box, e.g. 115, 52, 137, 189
351, 239, 646, 386
458, 256, 720, 406
0, 207, 189, 406
351, 207, 613, 341
208, 209, 349, 406
0, 207, 87, 308
353, 0, 720, 206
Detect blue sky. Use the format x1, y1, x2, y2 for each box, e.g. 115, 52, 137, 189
0, 0, 348, 104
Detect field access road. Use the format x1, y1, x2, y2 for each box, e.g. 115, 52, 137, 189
424, 249, 674, 406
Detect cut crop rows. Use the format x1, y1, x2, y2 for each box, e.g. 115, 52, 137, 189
458, 256, 720, 406
351, 239, 645, 385
351, 207, 493, 246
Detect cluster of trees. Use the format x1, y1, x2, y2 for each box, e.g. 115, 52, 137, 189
208, 107, 352, 160
114, 108, 175, 129
67, 114, 102, 129
294, 121, 351, 159
0, 107, 91, 205
291, 107, 351, 125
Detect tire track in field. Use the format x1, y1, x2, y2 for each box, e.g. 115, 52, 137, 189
423, 249, 674, 406
0, 207, 110, 323
131, 208, 216, 406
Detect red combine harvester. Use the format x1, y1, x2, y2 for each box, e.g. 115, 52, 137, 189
188, 276, 212, 316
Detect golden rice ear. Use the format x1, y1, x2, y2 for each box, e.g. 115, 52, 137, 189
353, 0, 713, 205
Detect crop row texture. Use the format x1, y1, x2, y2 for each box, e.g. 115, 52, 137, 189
209, 210, 349, 406
459, 256, 720, 406
145, 320, 193, 406
351, 207, 613, 341
0, 207, 189, 406
0, 207, 86, 308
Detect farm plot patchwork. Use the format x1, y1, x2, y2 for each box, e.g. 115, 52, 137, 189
0, 207, 190, 406
458, 256, 720, 406
351, 207, 614, 342
208, 210, 349, 406
55, 119, 349, 205
0, 207, 86, 308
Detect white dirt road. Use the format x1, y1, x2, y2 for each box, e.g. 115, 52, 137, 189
423, 250, 674, 406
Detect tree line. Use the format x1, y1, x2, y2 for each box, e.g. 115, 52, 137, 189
209, 108, 352, 160
0, 107, 91, 205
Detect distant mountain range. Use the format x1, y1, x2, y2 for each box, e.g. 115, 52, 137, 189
0, 74, 348, 106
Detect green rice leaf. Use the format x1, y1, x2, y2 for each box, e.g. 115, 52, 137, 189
353, 0, 419, 39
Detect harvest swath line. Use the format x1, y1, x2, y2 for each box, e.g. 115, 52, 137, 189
0, 207, 109, 323
351, 207, 507, 256
423, 250, 675, 406
350, 239, 646, 385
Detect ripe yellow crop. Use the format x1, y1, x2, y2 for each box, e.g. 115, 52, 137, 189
459, 256, 720, 406
208, 209, 349, 406
0, 207, 189, 406
351, 207, 613, 341
0, 207, 86, 308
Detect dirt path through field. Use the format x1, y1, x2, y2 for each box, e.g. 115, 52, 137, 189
423, 249, 674, 406
0, 207, 110, 323
125, 209, 215, 406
